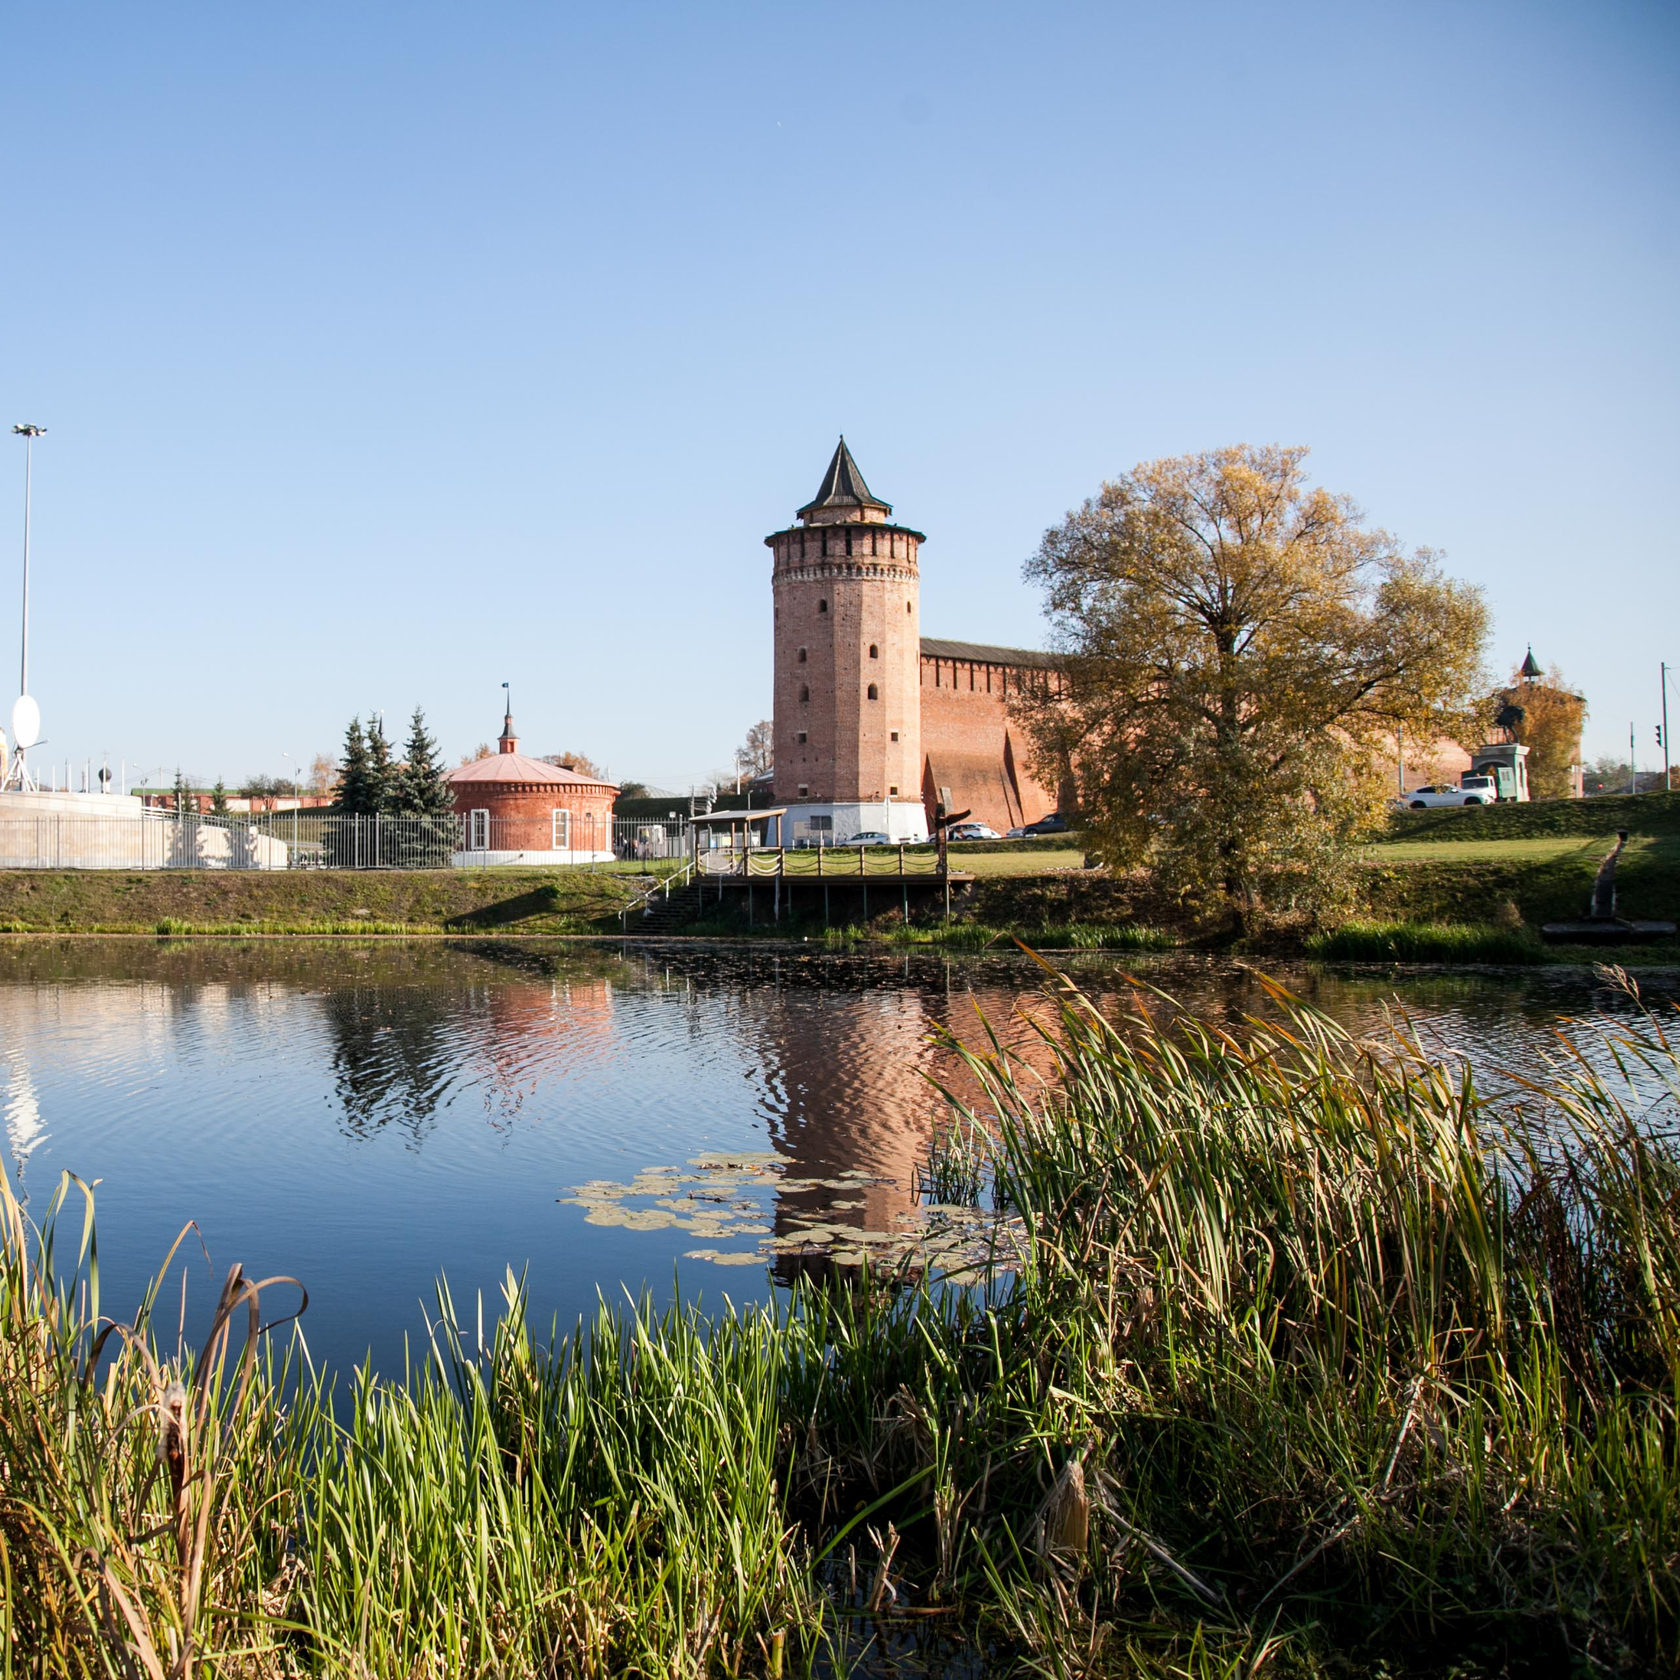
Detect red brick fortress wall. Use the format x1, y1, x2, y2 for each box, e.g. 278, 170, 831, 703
918, 647, 1062, 834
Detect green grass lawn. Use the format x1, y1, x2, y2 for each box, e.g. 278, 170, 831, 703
957, 847, 1085, 876
1366, 835, 1615, 864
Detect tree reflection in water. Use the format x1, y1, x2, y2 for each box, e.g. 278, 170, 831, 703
321, 982, 478, 1142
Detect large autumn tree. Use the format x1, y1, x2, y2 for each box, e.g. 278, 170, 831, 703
1020, 445, 1488, 929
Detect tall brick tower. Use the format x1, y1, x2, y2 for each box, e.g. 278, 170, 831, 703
766, 440, 928, 844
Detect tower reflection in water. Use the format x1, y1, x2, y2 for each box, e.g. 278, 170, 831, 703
315, 945, 1065, 1270
603, 952, 1068, 1280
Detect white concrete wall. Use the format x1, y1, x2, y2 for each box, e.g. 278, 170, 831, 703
0, 792, 289, 869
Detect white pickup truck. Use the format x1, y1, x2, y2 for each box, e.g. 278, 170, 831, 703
1402, 775, 1496, 810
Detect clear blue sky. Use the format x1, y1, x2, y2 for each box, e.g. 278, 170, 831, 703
3, 1, 1676, 789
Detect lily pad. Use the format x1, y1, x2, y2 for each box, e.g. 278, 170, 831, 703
684, 1248, 767, 1267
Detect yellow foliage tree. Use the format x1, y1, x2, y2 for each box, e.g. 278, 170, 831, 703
544, 750, 607, 779
1020, 445, 1489, 931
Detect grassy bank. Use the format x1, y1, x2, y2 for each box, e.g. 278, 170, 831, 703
1361, 833, 1680, 932
1346, 794, 1680, 963
1385, 788, 1680, 843
820, 918, 1177, 951
4, 972, 1676, 1676
0, 867, 655, 935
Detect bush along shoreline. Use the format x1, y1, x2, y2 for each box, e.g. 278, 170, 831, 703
4, 968, 1677, 1676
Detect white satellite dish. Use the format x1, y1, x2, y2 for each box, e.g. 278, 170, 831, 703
10, 695, 41, 750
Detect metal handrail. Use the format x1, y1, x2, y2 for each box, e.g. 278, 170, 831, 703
620, 857, 698, 929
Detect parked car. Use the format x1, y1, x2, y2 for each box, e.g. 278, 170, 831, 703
1021, 813, 1072, 836
845, 831, 893, 846
1403, 778, 1493, 810
946, 822, 1000, 841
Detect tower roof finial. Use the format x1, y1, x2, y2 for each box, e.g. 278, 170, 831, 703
1520, 646, 1541, 681
798, 437, 892, 521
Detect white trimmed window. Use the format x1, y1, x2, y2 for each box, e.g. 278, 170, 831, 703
552, 808, 571, 849
469, 809, 490, 850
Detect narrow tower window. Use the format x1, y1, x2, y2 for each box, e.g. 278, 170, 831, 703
869, 644, 878, 659
906, 602, 912, 614
818, 599, 828, 613
867, 684, 878, 700
798, 648, 807, 663
800, 685, 809, 702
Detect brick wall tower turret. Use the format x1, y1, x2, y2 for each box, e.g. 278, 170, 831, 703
766, 440, 928, 842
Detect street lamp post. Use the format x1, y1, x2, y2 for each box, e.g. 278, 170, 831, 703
10, 425, 45, 789
13, 426, 44, 699
1663, 663, 1673, 796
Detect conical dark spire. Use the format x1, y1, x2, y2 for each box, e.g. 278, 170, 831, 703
499, 682, 518, 754
1520, 646, 1541, 681
798, 437, 892, 520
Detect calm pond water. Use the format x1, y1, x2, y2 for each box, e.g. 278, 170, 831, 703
1, 937, 1670, 1376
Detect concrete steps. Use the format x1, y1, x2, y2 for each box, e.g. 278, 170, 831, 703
635, 878, 706, 932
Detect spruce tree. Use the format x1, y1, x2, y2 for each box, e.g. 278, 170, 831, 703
397, 707, 454, 816
172, 768, 193, 815
367, 716, 394, 812
210, 779, 229, 816
337, 717, 372, 814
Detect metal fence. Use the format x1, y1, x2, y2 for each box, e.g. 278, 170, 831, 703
0, 809, 692, 872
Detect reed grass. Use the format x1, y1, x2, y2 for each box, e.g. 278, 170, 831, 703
1305, 916, 1546, 963
3, 967, 1675, 1675
819, 920, 1177, 952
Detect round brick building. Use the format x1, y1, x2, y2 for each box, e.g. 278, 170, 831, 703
446, 707, 617, 865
